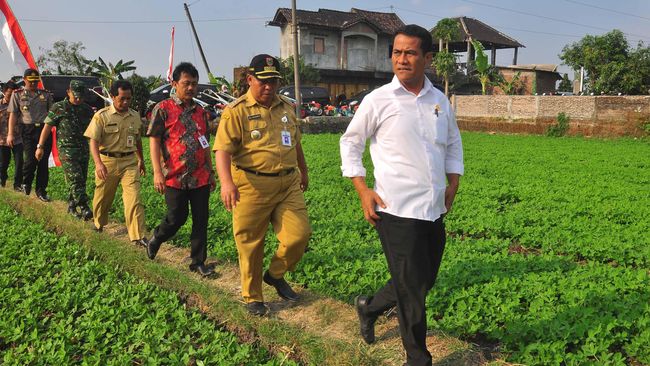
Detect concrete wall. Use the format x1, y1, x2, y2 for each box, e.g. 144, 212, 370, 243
454, 95, 650, 136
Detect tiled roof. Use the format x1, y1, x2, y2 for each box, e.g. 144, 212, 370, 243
269, 8, 405, 35
433, 16, 524, 51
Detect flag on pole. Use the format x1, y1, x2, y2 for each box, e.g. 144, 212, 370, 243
0, 0, 60, 167
166, 26, 175, 82
0, 0, 37, 73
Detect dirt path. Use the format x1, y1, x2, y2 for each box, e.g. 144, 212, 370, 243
9, 191, 496, 366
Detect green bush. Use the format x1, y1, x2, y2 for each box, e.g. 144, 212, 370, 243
546, 112, 570, 137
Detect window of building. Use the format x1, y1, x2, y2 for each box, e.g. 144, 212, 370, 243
314, 37, 325, 54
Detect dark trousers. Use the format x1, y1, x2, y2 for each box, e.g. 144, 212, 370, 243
153, 185, 209, 266
22, 124, 52, 195
0, 144, 23, 188
366, 212, 446, 366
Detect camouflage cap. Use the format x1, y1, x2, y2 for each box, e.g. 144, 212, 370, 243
23, 68, 40, 82
69, 80, 86, 98
248, 54, 281, 80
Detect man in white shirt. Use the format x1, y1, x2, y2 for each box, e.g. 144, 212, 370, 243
339, 24, 464, 366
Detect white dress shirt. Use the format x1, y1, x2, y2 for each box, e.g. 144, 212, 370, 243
340, 76, 464, 222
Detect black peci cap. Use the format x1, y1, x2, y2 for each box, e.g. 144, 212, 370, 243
248, 54, 281, 80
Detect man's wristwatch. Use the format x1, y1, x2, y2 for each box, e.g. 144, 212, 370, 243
36, 144, 43, 149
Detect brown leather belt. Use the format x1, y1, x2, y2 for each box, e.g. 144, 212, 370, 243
236, 165, 295, 177
100, 151, 134, 158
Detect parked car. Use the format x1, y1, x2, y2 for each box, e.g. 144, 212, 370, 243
39, 75, 105, 111
148, 83, 228, 106
278, 86, 331, 106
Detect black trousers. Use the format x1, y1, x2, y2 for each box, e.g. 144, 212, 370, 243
0, 143, 23, 188
366, 212, 446, 366
153, 185, 209, 266
21, 124, 52, 195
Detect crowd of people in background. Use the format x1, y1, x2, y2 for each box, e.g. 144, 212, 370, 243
0, 24, 463, 366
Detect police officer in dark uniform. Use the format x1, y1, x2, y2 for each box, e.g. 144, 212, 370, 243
7, 68, 53, 201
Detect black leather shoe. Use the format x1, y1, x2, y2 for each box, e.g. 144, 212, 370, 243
246, 301, 269, 316
354, 295, 377, 344
80, 205, 93, 221
21, 184, 30, 195
13, 186, 22, 192
189, 263, 214, 277
36, 193, 51, 202
263, 270, 299, 301
147, 236, 161, 260
132, 237, 148, 247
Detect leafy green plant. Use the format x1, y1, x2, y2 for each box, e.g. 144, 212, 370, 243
546, 112, 570, 137
471, 40, 493, 95
493, 71, 523, 95
432, 18, 461, 96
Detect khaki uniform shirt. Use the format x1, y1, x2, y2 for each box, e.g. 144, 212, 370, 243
0, 99, 22, 146
84, 105, 142, 153
7, 89, 53, 125
213, 91, 301, 173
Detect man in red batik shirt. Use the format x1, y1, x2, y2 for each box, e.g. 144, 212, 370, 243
146, 62, 216, 277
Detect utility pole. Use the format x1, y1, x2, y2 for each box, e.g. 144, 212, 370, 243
184, 2, 211, 76
291, 0, 302, 117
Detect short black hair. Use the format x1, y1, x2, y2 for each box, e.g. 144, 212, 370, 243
172, 62, 199, 82
395, 24, 434, 54
2, 80, 17, 91
110, 79, 133, 97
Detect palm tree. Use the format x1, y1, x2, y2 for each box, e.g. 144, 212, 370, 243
471, 40, 491, 95
432, 18, 461, 96
84, 57, 137, 90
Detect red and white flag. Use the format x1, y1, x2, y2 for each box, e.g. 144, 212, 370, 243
0, 0, 37, 73
166, 26, 175, 82
1, 0, 61, 167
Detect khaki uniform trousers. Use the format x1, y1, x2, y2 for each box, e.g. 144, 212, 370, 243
232, 167, 311, 303
93, 154, 146, 241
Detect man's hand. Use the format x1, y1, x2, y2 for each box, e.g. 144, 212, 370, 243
444, 173, 460, 214
6, 134, 13, 148
95, 161, 108, 180
35, 147, 44, 161
358, 187, 386, 226
153, 171, 165, 194
300, 170, 309, 192
220, 180, 240, 212
138, 160, 146, 176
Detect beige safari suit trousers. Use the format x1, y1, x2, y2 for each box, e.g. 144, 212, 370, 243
232, 166, 311, 303
93, 154, 146, 241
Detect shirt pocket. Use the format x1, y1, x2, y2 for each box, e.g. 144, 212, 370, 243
242, 120, 268, 146
104, 123, 120, 134
432, 113, 448, 146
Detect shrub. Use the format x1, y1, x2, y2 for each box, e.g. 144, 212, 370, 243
546, 112, 570, 137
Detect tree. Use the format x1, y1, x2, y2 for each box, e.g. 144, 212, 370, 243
127, 74, 150, 118
36, 40, 89, 75
558, 73, 572, 92
279, 56, 320, 86
559, 29, 650, 94
471, 40, 493, 95
84, 57, 137, 90
431, 18, 461, 96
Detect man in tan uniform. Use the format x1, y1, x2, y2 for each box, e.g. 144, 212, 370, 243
84, 79, 147, 246
214, 54, 311, 316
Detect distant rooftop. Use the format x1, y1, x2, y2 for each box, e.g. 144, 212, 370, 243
433, 16, 525, 52
269, 8, 405, 35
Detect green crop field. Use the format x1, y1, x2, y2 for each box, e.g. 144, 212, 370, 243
7, 132, 650, 365
0, 203, 294, 365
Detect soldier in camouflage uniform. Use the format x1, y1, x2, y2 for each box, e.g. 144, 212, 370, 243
35, 80, 95, 219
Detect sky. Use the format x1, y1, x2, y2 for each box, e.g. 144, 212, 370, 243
1, 0, 649, 83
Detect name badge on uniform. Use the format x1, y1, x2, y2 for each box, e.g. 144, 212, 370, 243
247, 114, 261, 120
281, 130, 291, 146
126, 135, 134, 148
198, 135, 209, 149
